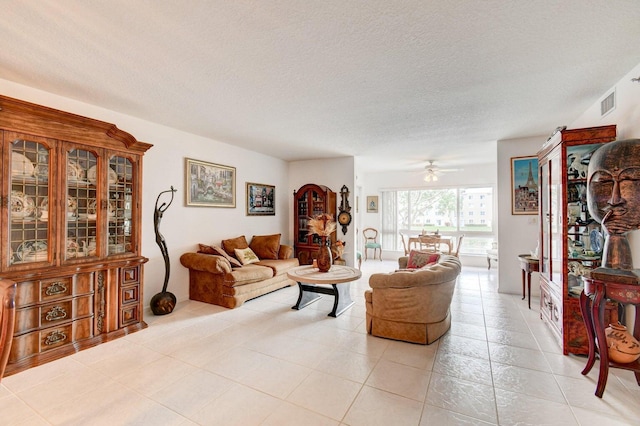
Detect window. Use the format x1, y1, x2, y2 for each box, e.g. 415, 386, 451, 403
381, 186, 494, 255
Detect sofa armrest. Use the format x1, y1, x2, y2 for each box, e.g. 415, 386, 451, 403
278, 244, 294, 259
180, 253, 232, 274
398, 256, 409, 269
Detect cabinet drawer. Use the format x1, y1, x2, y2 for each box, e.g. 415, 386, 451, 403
122, 266, 139, 284
9, 317, 93, 362
540, 281, 562, 339
15, 275, 93, 307
14, 295, 94, 335
120, 304, 139, 327
120, 284, 139, 305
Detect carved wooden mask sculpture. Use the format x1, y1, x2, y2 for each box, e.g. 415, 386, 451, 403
587, 139, 640, 280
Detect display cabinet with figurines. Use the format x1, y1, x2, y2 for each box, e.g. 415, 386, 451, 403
0, 95, 152, 376
293, 183, 337, 265
537, 125, 618, 355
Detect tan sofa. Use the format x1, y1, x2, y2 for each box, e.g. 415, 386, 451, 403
365, 254, 461, 344
180, 234, 299, 309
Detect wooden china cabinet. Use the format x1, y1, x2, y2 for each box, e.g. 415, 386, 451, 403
0, 95, 152, 376
537, 125, 618, 355
293, 183, 337, 265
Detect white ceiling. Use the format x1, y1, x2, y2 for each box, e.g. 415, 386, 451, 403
2, 1, 640, 172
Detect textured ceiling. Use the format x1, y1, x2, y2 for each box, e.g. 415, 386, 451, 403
2, 1, 640, 172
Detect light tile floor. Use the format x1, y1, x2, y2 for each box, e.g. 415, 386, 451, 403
1, 261, 640, 425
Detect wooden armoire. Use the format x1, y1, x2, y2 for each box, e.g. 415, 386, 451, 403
0, 95, 152, 376
537, 125, 618, 355
293, 183, 337, 265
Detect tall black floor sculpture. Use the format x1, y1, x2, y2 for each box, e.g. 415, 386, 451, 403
150, 186, 177, 315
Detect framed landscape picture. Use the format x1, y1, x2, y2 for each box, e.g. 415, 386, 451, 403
186, 158, 236, 207
246, 182, 275, 216
511, 156, 538, 215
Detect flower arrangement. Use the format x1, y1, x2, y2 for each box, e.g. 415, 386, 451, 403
307, 213, 336, 237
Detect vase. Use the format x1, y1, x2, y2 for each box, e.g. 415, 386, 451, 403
605, 322, 640, 363
316, 237, 332, 272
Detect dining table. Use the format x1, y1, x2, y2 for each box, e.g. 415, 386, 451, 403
407, 234, 454, 254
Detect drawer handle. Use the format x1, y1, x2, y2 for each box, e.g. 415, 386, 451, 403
45, 306, 67, 322
44, 330, 67, 346
45, 282, 67, 296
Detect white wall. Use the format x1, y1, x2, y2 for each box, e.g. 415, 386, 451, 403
496, 136, 545, 295
289, 157, 357, 266
0, 79, 293, 311
358, 159, 498, 267
570, 61, 640, 267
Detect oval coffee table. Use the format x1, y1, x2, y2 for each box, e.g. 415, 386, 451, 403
287, 265, 362, 317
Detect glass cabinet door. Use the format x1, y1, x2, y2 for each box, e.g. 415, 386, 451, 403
7, 134, 53, 269
296, 191, 309, 244
64, 147, 99, 261
540, 158, 550, 280
549, 150, 563, 287
108, 155, 136, 256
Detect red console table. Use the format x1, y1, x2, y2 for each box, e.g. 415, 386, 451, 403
580, 276, 640, 397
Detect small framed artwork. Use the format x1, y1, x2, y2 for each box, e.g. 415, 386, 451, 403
246, 182, 275, 216
185, 158, 236, 207
366, 195, 378, 213
511, 156, 539, 215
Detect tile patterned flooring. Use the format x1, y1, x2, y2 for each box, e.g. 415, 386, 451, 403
1, 261, 640, 425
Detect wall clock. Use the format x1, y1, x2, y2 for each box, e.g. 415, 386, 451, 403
338, 185, 352, 234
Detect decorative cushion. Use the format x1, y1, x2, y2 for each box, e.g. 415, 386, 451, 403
234, 247, 260, 265
222, 235, 249, 258
198, 244, 242, 268
406, 250, 440, 269
249, 234, 281, 260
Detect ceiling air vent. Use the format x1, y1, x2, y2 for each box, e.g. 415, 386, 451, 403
600, 90, 615, 117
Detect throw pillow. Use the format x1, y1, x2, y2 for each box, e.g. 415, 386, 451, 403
406, 250, 440, 269
249, 234, 281, 260
221, 235, 249, 258
234, 247, 260, 265
198, 244, 242, 268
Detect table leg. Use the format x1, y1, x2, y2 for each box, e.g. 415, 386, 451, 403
634, 306, 640, 386
593, 288, 609, 398
329, 283, 354, 317
527, 272, 532, 309
580, 291, 596, 376
521, 269, 526, 300
292, 282, 322, 310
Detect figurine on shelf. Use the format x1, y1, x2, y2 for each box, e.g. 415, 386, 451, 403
587, 139, 640, 283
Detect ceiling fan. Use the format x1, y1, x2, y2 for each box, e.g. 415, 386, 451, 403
422, 160, 460, 182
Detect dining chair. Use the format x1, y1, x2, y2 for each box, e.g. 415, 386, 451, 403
399, 233, 410, 256
363, 228, 382, 261
418, 235, 439, 252
452, 234, 465, 257
0, 279, 16, 382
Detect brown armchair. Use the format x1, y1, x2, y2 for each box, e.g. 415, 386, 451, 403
364, 254, 461, 344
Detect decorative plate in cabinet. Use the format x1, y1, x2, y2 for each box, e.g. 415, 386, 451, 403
11, 190, 36, 220
12, 152, 35, 177
67, 159, 85, 182
87, 165, 118, 184
14, 241, 48, 262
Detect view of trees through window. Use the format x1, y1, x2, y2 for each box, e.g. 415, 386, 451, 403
381, 187, 495, 255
